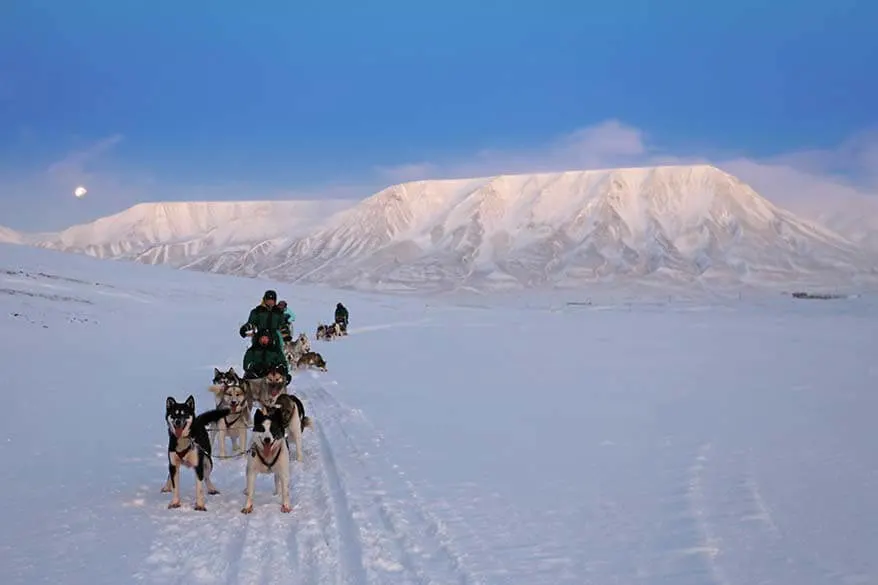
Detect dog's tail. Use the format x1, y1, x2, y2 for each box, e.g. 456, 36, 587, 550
195, 407, 232, 427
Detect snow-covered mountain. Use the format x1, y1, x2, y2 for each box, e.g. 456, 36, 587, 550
0, 225, 22, 244
13, 165, 878, 293
34, 200, 356, 266
190, 165, 878, 291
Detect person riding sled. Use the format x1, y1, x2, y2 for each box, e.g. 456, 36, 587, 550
277, 299, 296, 342
334, 302, 349, 334
239, 289, 288, 363
243, 327, 291, 383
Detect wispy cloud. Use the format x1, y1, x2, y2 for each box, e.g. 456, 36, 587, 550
375, 119, 652, 183
46, 133, 124, 186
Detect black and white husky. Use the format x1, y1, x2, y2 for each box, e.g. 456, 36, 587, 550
242, 407, 293, 514
163, 395, 229, 511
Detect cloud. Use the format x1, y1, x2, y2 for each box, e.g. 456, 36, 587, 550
375, 162, 438, 183
375, 119, 652, 183
374, 118, 878, 191
46, 133, 124, 186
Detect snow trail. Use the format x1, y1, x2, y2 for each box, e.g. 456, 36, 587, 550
297, 370, 481, 585
133, 367, 478, 585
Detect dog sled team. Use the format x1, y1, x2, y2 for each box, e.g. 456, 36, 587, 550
317, 302, 349, 341
162, 289, 350, 514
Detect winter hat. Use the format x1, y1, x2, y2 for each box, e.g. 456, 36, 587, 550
263, 290, 277, 301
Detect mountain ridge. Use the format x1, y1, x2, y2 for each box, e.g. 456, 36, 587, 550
33, 199, 356, 266
216, 164, 874, 291
5, 164, 878, 293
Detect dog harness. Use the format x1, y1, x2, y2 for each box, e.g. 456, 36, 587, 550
223, 413, 244, 428
174, 440, 194, 467
250, 442, 283, 470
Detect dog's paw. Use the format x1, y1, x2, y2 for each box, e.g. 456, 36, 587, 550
168, 500, 181, 509
160, 485, 171, 493
280, 503, 292, 513
208, 488, 220, 495
194, 504, 207, 512
241, 505, 253, 514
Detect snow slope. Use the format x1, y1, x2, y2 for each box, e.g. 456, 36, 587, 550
1, 245, 877, 585
34, 200, 356, 266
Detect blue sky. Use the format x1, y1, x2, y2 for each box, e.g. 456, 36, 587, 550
1, 0, 877, 230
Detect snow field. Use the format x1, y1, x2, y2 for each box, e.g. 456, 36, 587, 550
0, 243, 876, 585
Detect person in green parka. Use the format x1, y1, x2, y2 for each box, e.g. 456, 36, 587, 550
239, 289, 288, 367
243, 328, 291, 383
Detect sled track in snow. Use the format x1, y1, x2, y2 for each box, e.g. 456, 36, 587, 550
299, 372, 481, 585
135, 371, 479, 585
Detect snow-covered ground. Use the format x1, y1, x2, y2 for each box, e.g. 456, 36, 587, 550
0, 243, 876, 585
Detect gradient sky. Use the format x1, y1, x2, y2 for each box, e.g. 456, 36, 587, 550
1, 0, 877, 230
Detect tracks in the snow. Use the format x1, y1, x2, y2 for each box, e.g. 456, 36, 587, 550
135, 372, 477, 585
305, 381, 477, 585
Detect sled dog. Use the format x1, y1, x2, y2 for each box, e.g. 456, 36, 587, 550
316, 322, 342, 341
242, 407, 293, 514
211, 366, 240, 392
208, 380, 251, 457
243, 365, 311, 461
162, 395, 229, 511
273, 392, 311, 462
284, 332, 311, 365
244, 366, 291, 411
296, 350, 327, 371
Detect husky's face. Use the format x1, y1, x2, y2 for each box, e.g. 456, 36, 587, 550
213, 367, 239, 387
265, 369, 287, 398
220, 384, 247, 414
166, 396, 195, 438
252, 409, 285, 460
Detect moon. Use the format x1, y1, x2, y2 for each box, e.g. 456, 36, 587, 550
74, 186, 87, 198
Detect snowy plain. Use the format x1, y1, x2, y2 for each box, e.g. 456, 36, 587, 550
0, 242, 876, 585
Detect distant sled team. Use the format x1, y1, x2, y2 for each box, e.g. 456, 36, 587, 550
316, 302, 349, 341
161, 290, 349, 514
